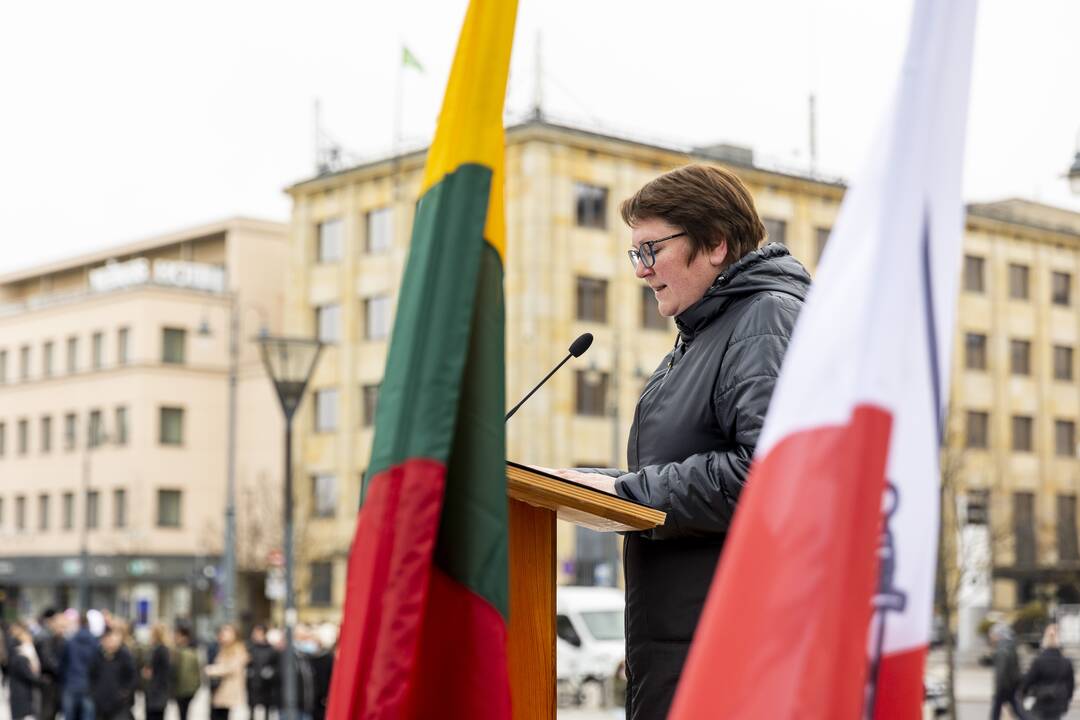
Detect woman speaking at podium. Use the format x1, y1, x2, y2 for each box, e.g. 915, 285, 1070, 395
553, 164, 811, 719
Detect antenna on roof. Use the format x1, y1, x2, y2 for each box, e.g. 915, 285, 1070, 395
314, 99, 346, 176
532, 30, 544, 121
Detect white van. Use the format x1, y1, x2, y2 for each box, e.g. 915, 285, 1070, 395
556, 585, 625, 706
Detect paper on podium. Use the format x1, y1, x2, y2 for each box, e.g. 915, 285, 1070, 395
506, 461, 666, 532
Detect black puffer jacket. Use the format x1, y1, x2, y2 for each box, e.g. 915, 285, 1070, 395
605, 243, 809, 720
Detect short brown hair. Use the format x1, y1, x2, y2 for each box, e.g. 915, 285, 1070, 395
620, 164, 767, 269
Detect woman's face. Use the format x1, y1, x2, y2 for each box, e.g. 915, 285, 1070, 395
631, 217, 728, 317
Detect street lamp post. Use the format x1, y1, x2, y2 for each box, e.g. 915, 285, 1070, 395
256, 335, 323, 720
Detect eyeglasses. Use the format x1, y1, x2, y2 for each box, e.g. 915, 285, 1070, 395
627, 232, 686, 270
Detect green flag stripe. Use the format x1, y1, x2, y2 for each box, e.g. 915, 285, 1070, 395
433, 242, 507, 618
366, 163, 491, 480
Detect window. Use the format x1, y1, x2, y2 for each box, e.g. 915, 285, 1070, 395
966, 411, 989, 449
317, 218, 344, 262
312, 474, 337, 518
361, 384, 380, 427
1057, 495, 1079, 562
576, 277, 608, 323
159, 407, 184, 445
814, 227, 830, 263
117, 327, 130, 365
0, 422, 5, 457
62, 493, 74, 530
965, 489, 989, 525
1054, 346, 1074, 381
66, 336, 78, 373
19, 345, 30, 380
366, 207, 393, 253
88, 410, 104, 448
1055, 420, 1076, 457
92, 331, 104, 369
42, 341, 54, 377
157, 489, 182, 528
640, 286, 668, 330
1008, 263, 1030, 300
0, 497, 4, 529
86, 490, 99, 530
315, 303, 341, 343
574, 182, 608, 229
1013, 492, 1036, 566
1010, 339, 1031, 376
964, 333, 987, 371
963, 255, 985, 293
763, 217, 787, 245
575, 369, 608, 416
17, 419, 28, 455
64, 413, 77, 451
40, 416, 51, 454
15, 496, 26, 532
309, 562, 333, 606
314, 388, 339, 432
0, 349, 6, 383
1052, 271, 1072, 306
364, 296, 390, 340
38, 494, 49, 531
113, 489, 127, 529
1012, 415, 1034, 453
162, 327, 186, 364
114, 406, 128, 446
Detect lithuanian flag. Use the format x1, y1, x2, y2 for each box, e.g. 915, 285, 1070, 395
325, 0, 518, 717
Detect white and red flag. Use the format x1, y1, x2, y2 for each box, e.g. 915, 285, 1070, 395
669, 0, 978, 718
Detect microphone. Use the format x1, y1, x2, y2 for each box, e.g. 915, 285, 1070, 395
505, 333, 593, 421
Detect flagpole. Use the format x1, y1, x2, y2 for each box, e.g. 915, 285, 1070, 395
393, 43, 404, 203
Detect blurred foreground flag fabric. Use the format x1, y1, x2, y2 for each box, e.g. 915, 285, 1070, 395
325, 0, 518, 717
669, 1, 978, 718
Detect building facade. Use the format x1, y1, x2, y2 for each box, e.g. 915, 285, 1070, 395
0, 218, 288, 633
283, 119, 844, 622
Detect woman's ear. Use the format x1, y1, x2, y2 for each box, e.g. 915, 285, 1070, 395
708, 239, 729, 268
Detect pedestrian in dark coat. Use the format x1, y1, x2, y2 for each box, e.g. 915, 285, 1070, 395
308, 625, 337, 720
989, 622, 1025, 720
141, 625, 171, 720
551, 164, 810, 720
34, 609, 66, 720
60, 614, 99, 720
170, 626, 201, 720
246, 624, 280, 719
1022, 624, 1075, 720
7, 623, 44, 720
88, 629, 137, 720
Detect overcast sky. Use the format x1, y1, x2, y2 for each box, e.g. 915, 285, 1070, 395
1, 0, 1078, 274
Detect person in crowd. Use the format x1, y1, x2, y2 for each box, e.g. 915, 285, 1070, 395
205, 624, 250, 720
246, 624, 280, 720
34, 609, 67, 720
1021, 624, 1075, 720
7, 622, 44, 720
60, 613, 100, 720
88, 627, 136, 720
170, 625, 201, 720
291, 625, 317, 720
989, 622, 1025, 720
308, 624, 337, 720
547, 164, 810, 719
142, 624, 171, 720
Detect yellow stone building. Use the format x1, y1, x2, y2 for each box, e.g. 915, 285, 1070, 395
284, 118, 1080, 627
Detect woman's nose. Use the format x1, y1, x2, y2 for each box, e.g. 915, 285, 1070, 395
635, 261, 653, 280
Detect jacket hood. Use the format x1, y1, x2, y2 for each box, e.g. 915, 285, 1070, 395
675, 243, 810, 342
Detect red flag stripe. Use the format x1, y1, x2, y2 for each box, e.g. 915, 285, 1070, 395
670, 406, 891, 719
328, 458, 446, 718
872, 645, 929, 719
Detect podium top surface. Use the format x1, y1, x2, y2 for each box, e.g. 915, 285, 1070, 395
506, 461, 666, 532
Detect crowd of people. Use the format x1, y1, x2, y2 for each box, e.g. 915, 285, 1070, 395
990, 622, 1076, 720
0, 608, 336, 720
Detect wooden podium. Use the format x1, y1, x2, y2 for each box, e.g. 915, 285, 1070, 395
505, 461, 666, 719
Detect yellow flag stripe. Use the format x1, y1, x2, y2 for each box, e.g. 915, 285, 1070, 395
420, 0, 519, 262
